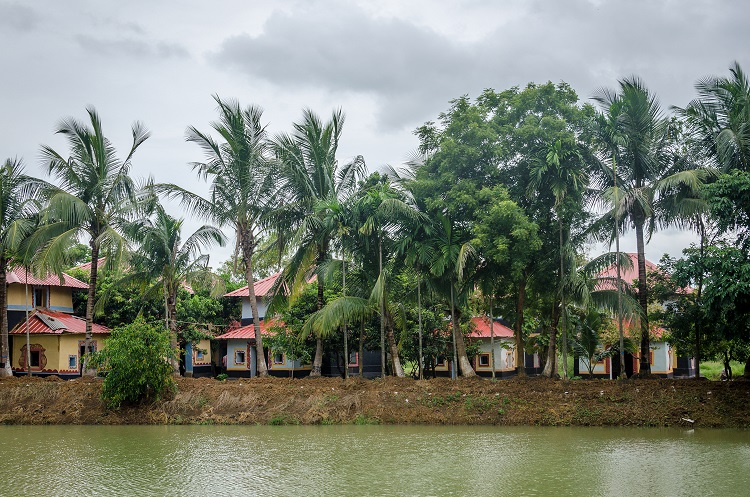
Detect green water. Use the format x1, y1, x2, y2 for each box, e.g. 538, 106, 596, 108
0, 425, 748, 496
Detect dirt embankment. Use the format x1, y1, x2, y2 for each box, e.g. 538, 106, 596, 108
1, 375, 748, 428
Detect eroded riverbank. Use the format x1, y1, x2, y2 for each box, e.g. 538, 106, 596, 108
1, 375, 748, 427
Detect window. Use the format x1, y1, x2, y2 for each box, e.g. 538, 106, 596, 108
235, 350, 246, 364
480, 354, 491, 366
435, 357, 446, 367
30, 350, 40, 368
33, 288, 47, 308
69, 355, 77, 369
348, 351, 358, 367
196, 349, 204, 361
273, 352, 285, 365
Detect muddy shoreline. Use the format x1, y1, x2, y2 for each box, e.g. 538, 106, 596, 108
1, 375, 748, 428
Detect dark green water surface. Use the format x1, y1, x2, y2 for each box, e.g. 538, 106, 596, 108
1, 425, 748, 496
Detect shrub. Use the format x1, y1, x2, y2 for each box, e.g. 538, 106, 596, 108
90, 318, 176, 408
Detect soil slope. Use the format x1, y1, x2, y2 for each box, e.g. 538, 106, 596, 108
1, 375, 748, 428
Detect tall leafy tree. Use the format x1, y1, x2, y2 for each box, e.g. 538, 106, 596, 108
273, 109, 365, 377
0, 159, 48, 377
39, 107, 149, 374
121, 204, 225, 374
170, 96, 275, 376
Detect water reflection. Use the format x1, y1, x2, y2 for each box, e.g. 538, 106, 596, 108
1, 425, 749, 496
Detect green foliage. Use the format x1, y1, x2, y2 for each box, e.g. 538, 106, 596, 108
89, 319, 176, 408
216, 373, 228, 381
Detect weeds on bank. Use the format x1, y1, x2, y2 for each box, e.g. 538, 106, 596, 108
268, 413, 300, 425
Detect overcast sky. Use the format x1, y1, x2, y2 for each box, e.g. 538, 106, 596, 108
1, 0, 746, 265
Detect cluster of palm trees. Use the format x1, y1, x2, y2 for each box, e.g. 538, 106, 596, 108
1, 61, 747, 381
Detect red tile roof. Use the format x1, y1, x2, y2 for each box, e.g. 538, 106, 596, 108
6, 266, 88, 289
214, 319, 284, 340
72, 257, 107, 273
224, 272, 281, 298
597, 253, 659, 286
9, 308, 110, 335
469, 316, 515, 338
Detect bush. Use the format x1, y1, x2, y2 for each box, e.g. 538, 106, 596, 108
90, 318, 176, 408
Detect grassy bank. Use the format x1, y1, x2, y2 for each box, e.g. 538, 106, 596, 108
1, 375, 749, 428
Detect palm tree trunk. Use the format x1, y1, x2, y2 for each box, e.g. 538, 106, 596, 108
24, 269, 30, 377
417, 273, 423, 380
0, 257, 11, 377
342, 244, 348, 380
542, 300, 560, 378
83, 243, 100, 376
241, 226, 268, 377
490, 297, 495, 380
559, 216, 568, 380
515, 276, 527, 377
358, 321, 364, 377
379, 237, 385, 377
385, 313, 404, 377
695, 216, 705, 379
614, 156, 626, 380
634, 219, 651, 375
309, 261, 325, 377
166, 287, 180, 376
449, 284, 458, 380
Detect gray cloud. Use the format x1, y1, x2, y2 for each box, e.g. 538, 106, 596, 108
0, 3, 40, 32
75, 35, 190, 59
211, 0, 749, 130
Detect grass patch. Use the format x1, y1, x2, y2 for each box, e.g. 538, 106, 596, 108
701, 360, 745, 380
268, 413, 300, 426
353, 413, 379, 425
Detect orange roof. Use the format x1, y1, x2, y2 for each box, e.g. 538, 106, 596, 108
6, 266, 88, 289
469, 316, 514, 338
214, 319, 285, 340
224, 272, 281, 298
9, 308, 110, 335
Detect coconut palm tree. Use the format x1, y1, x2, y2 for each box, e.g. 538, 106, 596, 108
167, 96, 275, 376
38, 108, 149, 374
272, 109, 365, 377
121, 204, 225, 374
593, 78, 705, 375
0, 159, 49, 377
677, 61, 750, 172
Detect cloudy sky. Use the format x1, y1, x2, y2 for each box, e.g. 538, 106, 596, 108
1, 0, 746, 264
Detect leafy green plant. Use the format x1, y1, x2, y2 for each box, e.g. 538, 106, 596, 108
89, 318, 176, 408
216, 373, 228, 382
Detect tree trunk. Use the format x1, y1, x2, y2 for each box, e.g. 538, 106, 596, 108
83, 243, 100, 376
695, 217, 705, 379
0, 257, 11, 377
342, 246, 348, 380
417, 274, 423, 380
385, 313, 404, 377
634, 219, 651, 375
379, 237, 385, 377
489, 298, 495, 380
166, 287, 180, 375
514, 276, 527, 377
309, 246, 326, 377
241, 224, 268, 377
559, 216, 568, 380
450, 284, 476, 378
358, 321, 364, 377
744, 353, 750, 380
542, 300, 560, 378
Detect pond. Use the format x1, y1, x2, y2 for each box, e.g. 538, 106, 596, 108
1, 425, 748, 496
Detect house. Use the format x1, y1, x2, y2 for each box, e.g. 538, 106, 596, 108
10, 307, 110, 377
429, 317, 542, 378
214, 319, 311, 378
574, 253, 695, 378
5, 266, 88, 331
183, 338, 213, 377
223, 272, 281, 325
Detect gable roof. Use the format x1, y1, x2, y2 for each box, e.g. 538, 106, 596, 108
6, 266, 88, 289
214, 319, 284, 340
597, 253, 659, 286
10, 308, 110, 335
469, 316, 515, 338
224, 272, 282, 298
